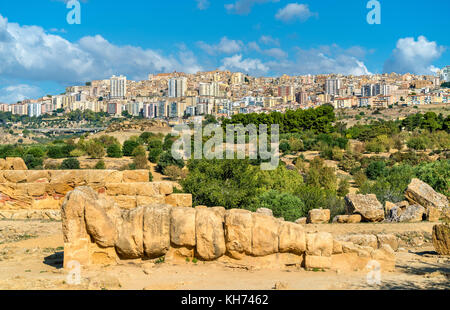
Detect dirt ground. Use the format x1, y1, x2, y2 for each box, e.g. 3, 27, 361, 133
0, 220, 448, 290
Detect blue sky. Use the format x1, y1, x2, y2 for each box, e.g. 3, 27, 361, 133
0, 0, 449, 103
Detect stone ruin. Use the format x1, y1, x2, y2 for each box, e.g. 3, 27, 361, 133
62, 186, 398, 272
0, 169, 191, 220
0, 161, 446, 270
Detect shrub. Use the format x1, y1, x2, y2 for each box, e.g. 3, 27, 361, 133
133, 155, 149, 170
148, 140, 163, 150
337, 178, 350, 197
407, 136, 428, 150
163, 165, 187, 181
69, 149, 85, 157
60, 158, 80, 170
148, 148, 163, 163
306, 157, 337, 192
255, 190, 305, 222
94, 160, 106, 170
279, 140, 291, 154
23, 154, 43, 170
353, 170, 368, 188
289, 137, 304, 153
86, 141, 105, 159
123, 139, 140, 156
107, 144, 123, 158
366, 161, 386, 180
132, 145, 147, 157
163, 136, 176, 151
95, 135, 119, 147
157, 151, 184, 172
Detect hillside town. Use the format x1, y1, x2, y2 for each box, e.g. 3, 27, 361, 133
1, 66, 449, 121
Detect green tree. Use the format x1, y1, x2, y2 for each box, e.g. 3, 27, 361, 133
107, 143, 123, 158
157, 151, 184, 172
366, 161, 386, 180
255, 190, 305, 222
94, 160, 106, 170
337, 178, 350, 197
60, 158, 80, 169
123, 139, 140, 156
86, 141, 105, 159
148, 148, 163, 163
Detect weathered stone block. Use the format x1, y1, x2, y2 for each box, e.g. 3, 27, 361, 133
106, 183, 137, 196
123, 170, 149, 183
304, 255, 332, 270
251, 213, 279, 256
170, 207, 196, 247
195, 208, 226, 260
307, 209, 330, 224
306, 232, 333, 257
432, 224, 450, 255
278, 221, 306, 255
224, 209, 253, 258
143, 205, 171, 258
115, 207, 144, 259
345, 194, 384, 222
165, 194, 192, 208
113, 195, 137, 209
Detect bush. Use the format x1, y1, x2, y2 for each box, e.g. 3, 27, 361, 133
69, 149, 85, 157
148, 148, 163, 163
86, 141, 105, 159
23, 154, 43, 170
407, 136, 428, 150
255, 190, 305, 222
157, 151, 184, 172
163, 165, 187, 181
366, 161, 386, 180
47, 144, 75, 159
279, 140, 291, 154
107, 144, 123, 158
132, 145, 147, 157
95, 135, 119, 147
148, 140, 163, 150
133, 154, 149, 169
94, 160, 106, 170
289, 137, 304, 152
163, 135, 176, 151
123, 139, 140, 156
353, 170, 368, 188
60, 158, 80, 169
306, 157, 337, 192
337, 178, 350, 197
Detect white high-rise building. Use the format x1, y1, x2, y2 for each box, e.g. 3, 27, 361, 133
168, 77, 187, 98
440, 66, 450, 82
27, 102, 42, 117
199, 83, 211, 96
110, 75, 127, 99
325, 78, 341, 95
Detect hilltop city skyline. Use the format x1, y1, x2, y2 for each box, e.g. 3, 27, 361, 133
1, 0, 450, 102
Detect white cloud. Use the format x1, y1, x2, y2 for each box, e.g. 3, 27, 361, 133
248, 41, 261, 52
383, 36, 445, 75
225, 0, 280, 15
275, 3, 317, 23
197, 37, 243, 55
0, 84, 42, 104
265, 45, 371, 76
263, 48, 287, 59
196, 0, 210, 10
0, 14, 202, 85
220, 54, 269, 75
259, 35, 280, 46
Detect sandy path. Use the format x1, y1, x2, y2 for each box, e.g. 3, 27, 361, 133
0, 220, 448, 290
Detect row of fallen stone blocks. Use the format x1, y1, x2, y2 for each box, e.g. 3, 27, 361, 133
63, 187, 396, 271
